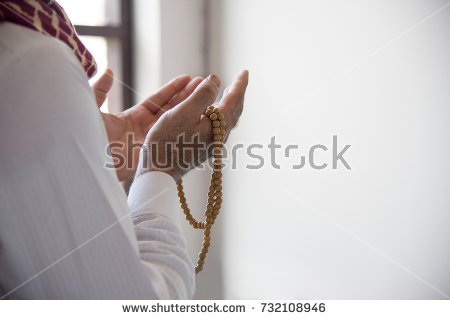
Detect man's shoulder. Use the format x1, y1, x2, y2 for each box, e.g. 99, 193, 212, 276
0, 22, 76, 72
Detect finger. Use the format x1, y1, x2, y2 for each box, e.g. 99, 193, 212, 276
140, 75, 192, 114
169, 76, 204, 108
155, 76, 204, 117
222, 85, 231, 96
174, 74, 221, 119
219, 69, 249, 129
92, 67, 114, 108
219, 70, 249, 113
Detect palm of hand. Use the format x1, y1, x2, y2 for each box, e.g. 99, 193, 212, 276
92, 69, 202, 181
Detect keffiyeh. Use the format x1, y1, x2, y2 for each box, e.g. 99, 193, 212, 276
0, 0, 97, 78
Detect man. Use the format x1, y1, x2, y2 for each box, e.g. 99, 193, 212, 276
0, 1, 248, 299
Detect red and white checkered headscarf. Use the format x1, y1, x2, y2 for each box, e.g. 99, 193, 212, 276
0, 0, 97, 78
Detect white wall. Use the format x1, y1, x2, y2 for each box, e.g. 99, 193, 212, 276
209, 0, 450, 299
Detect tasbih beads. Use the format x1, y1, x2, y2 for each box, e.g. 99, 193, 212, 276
176, 106, 226, 273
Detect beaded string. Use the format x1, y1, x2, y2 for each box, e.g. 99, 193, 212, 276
176, 106, 226, 273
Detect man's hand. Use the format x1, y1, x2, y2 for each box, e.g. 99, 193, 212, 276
136, 70, 249, 182
92, 67, 114, 107
92, 69, 203, 181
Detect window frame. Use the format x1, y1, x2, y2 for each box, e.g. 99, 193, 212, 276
74, 0, 134, 110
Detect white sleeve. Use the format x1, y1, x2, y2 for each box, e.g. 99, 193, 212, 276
0, 24, 194, 299
128, 171, 195, 299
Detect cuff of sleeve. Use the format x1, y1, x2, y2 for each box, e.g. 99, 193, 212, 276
127, 171, 181, 230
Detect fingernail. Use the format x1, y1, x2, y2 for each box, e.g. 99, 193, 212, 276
207, 74, 221, 87
239, 69, 249, 78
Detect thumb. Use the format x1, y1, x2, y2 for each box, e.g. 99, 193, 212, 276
92, 68, 114, 108
174, 74, 221, 119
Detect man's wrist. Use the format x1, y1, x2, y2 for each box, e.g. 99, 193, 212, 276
136, 143, 186, 182
135, 167, 181, 183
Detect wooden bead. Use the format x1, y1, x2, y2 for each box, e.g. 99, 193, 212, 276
212, 147, 222, 156
205, 210, 213, 217
177, 110, 226, 273
197, 259, 203, 267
